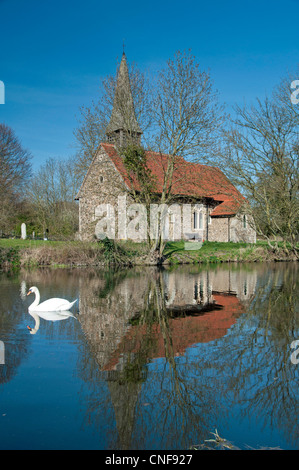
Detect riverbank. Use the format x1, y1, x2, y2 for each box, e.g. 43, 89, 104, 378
0, 238, 297, 270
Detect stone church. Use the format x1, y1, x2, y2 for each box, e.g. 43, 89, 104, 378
76, 53, 256, 244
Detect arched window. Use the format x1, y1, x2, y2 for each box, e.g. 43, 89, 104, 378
243, 215, 247, 228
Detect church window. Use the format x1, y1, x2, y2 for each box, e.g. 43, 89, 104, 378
199, 212, 203, 229
193, 212, 198, 229
193, 210, 203, 229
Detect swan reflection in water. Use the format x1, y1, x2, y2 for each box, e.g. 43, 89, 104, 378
27, 310, 77, 334
25, 285, 78, 334
27, 286, 77, 313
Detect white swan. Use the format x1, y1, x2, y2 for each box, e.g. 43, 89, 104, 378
27, 310, 76, 334
27, 286, 77, 313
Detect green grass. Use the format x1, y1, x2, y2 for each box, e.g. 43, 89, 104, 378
164, 240, 249, 256
0, 238, 148, 252
162, 240, 284, 264
0, 238, 68, 249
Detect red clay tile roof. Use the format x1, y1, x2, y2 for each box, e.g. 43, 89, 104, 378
102, 143, 246, 217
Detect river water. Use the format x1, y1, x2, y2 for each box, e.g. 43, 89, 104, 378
0, 262, 298, 450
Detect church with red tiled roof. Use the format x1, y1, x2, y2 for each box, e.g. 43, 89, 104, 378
76, 54, 256, 244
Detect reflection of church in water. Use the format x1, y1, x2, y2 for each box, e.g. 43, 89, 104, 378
78, 266, 257, 449
79, 267, 256, 371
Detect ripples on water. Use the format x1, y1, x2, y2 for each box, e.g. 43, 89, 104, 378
0, 262, 298, 450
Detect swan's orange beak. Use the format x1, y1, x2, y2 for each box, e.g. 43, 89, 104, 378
27, 325, 32, 331
27, 290, 32, 296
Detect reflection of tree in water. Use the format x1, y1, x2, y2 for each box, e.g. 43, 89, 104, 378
76, 263, 298, 449
77, 266, 245, 449
216, 262, 299, 448
132, 273, 205, 449
0, 273, 31, 385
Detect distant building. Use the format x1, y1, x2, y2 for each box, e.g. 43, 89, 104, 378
76, 53, 256, 244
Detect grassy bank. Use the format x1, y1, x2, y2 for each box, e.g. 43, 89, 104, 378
0, 238, 148, 269
0, 238, 297, 270
163, 240, 298, 264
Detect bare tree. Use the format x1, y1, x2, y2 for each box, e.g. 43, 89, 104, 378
0, 124, 32, 196
222, 78, 299, 256
27, 156, 79, 238
147, 50, 224, 255
274, 65, 299, 123
152, 50, 223, 160
0, 124, 32, 233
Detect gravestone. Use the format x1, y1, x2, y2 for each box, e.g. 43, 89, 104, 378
0, 341, 4, 365
21, 223, 27, 240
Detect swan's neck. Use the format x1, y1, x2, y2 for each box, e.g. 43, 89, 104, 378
31, 290, 40, 308
28, 312, 40, 334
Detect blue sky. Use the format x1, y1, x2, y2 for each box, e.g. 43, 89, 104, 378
0, 0, 298, 170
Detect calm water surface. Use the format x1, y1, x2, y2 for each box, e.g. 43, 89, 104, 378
0, 262, 298, 450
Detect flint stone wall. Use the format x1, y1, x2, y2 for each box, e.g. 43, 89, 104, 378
77, 148, 256, 244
